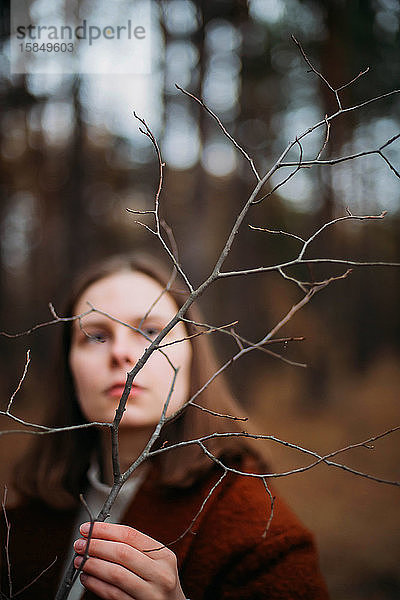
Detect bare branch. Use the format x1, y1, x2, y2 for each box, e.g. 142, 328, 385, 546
6, 350, 31, 413
279, 133, 400, 179
182, 317, 307, 367
178, 287, 327, 419
1, 487, 59, 599
249, 224, 305, 244
380, 133, 400, 151
0, 417, 110, 436
186, 401, 248, 422
149, 426, 400, 487
13, 558, 58, 598
278, 266, 352, 293
220, 210, 399, 280
261, 479, 275, 538
292, 35, 370, 110
57, 365, 180, 597
157, 321, 238, 350
4, 57, 397, 599
48, 302, 58, 318
132, 112, 194, 294
298, 212, 387, 261
2, 488, 12, 599
68, 495, 96, 588
145, 470, 229, 554
315, 114, 331, 160
175, 84, 261, 182
336, 67, 370, 92
291, 35, 337, 99
252, 137, 305, 205
273, 95, 400, 186
219, 257, 400, 279
126, 209, 156, 215
259, 287, 318, 343
0, 308, 93, 339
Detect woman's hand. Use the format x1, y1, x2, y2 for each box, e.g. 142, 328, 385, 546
74, 522, 187, 600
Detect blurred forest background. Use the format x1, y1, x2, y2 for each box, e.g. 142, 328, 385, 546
0, 1, 399, 598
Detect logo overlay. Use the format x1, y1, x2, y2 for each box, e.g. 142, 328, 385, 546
10, 0, 151, 74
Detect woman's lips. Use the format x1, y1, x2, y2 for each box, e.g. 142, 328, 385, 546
106, 383, 144, 398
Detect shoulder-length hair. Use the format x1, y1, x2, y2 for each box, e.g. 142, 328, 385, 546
15, 253, 263, 508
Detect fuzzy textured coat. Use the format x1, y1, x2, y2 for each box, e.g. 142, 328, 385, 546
1, 465, 330, 599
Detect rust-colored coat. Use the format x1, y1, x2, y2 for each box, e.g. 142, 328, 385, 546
1, 466, 330, 599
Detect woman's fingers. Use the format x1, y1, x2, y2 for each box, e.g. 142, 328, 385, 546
80, 522, 168, 558
78, 570, 142, 600
74, 555, 149, 599
74, 537, 154, 581
74, 522, 184, 600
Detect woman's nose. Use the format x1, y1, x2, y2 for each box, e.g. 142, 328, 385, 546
110, 333, 139, 368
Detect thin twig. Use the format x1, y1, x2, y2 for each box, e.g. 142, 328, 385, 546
249, 224, 305, 243
6, 350, 31, 413
0, 414, 110, 436
69, 495, 96, 588
175, 84, 261, 182
182, 317, 307, 367
144, 470, 229, 553
292, 35, 370, 110
0, 308, 93, 339
149, 426, 400, 486
336, 67, 370, 92
261, 478, 275, 538
278, 132, 399, 179
252, 137, 305, 205
132, 112, 194, 293
174, 285, 330, 422
13, 558, 58, 598
315, 114, 331, 160
2, 487, 12, 599
298, 212, 387, 260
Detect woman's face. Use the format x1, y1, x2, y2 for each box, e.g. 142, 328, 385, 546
69, 270, 192, 431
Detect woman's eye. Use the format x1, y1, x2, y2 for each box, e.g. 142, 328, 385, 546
87, 331, 108, 343
142, 326, 161, 339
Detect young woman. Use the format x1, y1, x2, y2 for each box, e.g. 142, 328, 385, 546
1, 254, 330, 600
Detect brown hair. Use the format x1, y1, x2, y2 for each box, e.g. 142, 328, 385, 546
15, 253, 262, 508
